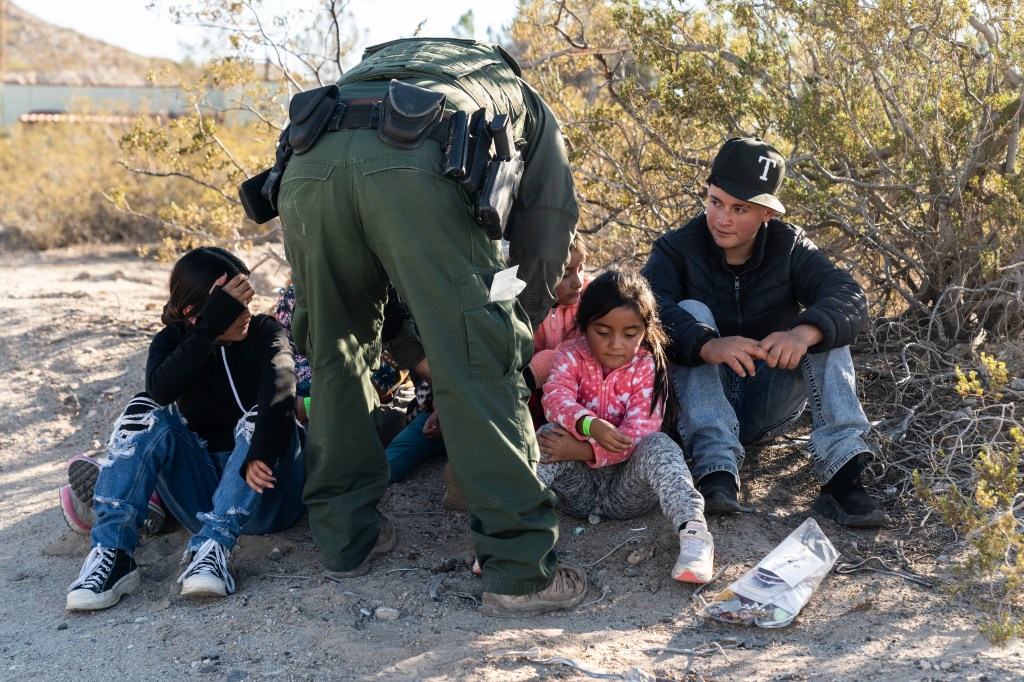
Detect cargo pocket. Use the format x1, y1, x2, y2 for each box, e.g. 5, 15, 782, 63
457, 271, 532, 380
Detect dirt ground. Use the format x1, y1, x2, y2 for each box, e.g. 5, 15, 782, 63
2, 243, 1022, 682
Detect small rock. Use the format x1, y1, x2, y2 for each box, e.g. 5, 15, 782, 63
588, 513, 602, 525
938, 661, 952, 671
1009, 378, 1024, 391
268, 548, 283, 561
191, 660, 203, 670
623, 567, 641, 577
374, 607, 400, 622
917, 660, 932, 670
225, 671, 249, 682
56, 623, 68, 631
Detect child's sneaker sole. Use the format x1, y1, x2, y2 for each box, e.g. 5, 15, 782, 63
671, 566, 712, 584
68, 455, 101, 504
65, 568, 141, 611
59, 485, 95, 535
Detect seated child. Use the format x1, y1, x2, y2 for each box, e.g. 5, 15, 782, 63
538, 270, 714, 583
63, 246, 305, 611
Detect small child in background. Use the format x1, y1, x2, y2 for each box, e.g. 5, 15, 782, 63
524, 235, 589, 429
538, 271, 714, 584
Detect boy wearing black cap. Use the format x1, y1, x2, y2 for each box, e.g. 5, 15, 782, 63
641, 137, 884, 528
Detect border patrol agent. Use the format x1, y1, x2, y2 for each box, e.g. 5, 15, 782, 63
275, 38, 586, 615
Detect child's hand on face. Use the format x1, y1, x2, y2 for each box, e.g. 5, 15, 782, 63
587, 418, 632, 453
538, 424, 595, 463
214, 273, 256, 308
244, 459, 276, 493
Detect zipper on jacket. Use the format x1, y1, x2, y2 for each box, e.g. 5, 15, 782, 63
733, 276, 743, 331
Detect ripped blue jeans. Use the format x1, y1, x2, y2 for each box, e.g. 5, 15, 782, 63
91, 393, 305, 555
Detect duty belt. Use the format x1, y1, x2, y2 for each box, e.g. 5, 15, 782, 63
326, 98, 453, 144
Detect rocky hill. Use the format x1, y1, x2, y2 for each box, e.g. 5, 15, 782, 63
2, 2, 192, 85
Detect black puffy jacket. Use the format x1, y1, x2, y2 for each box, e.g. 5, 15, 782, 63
641, 213, 867, 367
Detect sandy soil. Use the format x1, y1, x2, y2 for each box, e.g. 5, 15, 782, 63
2, 243, 1022, 682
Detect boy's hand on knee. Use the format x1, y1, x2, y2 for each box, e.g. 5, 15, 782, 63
700, 336, 767, 377
244, 460, 276, 493
759, 325, 822, 370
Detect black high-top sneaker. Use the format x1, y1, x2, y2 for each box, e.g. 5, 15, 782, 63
66, 546, 140, 611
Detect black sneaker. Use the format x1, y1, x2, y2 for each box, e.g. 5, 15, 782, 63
178, 539, 235, 598
814, 481, 886, 528
66, 546, 140, 611
698, 471, 742, 514
815, 454, 886, 528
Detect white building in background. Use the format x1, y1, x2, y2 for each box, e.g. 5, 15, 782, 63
0, 82, 234, 126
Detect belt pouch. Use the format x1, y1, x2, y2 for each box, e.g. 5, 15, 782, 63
288, 84, 340, 155
378, 79, 446, 150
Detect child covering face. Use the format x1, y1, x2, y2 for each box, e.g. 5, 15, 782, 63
63, 246, 305, 612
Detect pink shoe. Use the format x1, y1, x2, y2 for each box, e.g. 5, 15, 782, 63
59, 484, 95, 535
63, 455, 166, 536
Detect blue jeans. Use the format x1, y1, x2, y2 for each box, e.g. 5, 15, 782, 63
91, 394, 306, 554
671, 301, 872, 487
385, 411, 447, 483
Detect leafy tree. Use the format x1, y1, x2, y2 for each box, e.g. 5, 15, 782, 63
513, 0, 1024, 340
116, 0, 361, 258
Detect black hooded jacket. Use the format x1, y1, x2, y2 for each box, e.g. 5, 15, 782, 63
641, 213, 867, 367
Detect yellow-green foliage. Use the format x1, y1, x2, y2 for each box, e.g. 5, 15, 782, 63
955, 353, 1008, 401
917, 356, 1023, 645
0, 122, 190, 248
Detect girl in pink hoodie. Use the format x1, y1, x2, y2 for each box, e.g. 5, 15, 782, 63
538, 271, 714, 584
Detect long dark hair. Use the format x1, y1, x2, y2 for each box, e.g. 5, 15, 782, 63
161, 246, 249, 326
574, 270, 670, 414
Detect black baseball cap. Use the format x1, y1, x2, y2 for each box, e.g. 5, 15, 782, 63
707, 137, 786, 214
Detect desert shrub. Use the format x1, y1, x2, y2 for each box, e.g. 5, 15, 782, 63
0, 122, 174, 248
916, 369, 1024, 646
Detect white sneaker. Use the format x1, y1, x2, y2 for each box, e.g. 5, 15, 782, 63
178, 539, 235, 598
671, 521, 714, 584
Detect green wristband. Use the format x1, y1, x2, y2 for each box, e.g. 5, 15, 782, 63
581, 415, 594, 437
303, 396, 311, 417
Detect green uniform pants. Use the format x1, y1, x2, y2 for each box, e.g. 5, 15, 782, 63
278, 128, 559, 595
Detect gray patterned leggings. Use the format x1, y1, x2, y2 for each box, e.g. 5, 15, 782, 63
536, 428, 705, 529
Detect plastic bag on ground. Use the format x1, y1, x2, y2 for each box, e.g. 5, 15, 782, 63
699, 517, 838, 628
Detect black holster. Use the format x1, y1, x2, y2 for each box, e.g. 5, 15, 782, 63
447, 111, 524, 239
